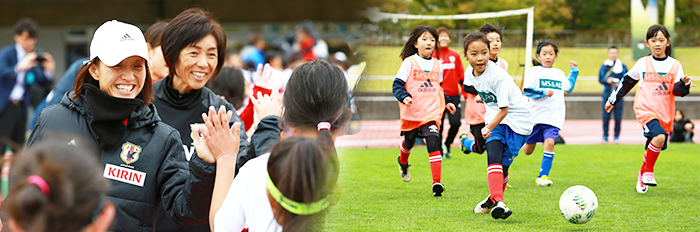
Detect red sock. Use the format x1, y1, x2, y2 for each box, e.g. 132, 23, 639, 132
428, 151, 442, 183
502, 174, 509, 190
487, 164, 504, 202
399, 143, 411, 165
642, 143, 661, 173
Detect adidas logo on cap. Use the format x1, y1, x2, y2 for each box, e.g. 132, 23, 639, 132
120, 33, 134, 42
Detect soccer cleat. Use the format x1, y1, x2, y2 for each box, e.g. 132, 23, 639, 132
398, 156, 411, 182
602, 136, 608, 143
432, 182, 445, 197
641, 172, 657, 186
458, 132, 471, 154
441, 143, 451, 159
636, 171, 648, 193
614, 136, 620, 143
473, 195, 495, 214
536, 175, 553, 187
490, 201, 512, 219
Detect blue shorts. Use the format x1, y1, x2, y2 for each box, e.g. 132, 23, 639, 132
486, 124, 528, 166
525, 124, 560, 144
643, 119, 668, 150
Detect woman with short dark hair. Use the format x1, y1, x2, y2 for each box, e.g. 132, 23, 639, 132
27, 19, 231, 232
151, 8, 248, 232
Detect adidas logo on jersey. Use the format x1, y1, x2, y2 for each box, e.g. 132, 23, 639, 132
120, 33, 134, 42
417, 79, 437, 92
652, 82, 670, 95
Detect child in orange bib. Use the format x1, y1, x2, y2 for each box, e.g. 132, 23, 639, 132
605, 24, 695, 194
393, 25, 456, 197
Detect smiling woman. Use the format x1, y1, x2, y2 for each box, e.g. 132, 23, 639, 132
151, 7, 248, 232
27, 19, 226, 232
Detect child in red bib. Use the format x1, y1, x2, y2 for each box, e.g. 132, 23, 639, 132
392, 25, 456, 197
605, 24, 695, 194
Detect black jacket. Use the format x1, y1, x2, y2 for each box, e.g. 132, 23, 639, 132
28, 92, 216, 232
152, 77, 249, 232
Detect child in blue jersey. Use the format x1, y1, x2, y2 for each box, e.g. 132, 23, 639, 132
459, 32, 532, 220
522, 41, 579, 187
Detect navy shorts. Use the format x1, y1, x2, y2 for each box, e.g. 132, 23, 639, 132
401, 121, 440, 138
643, 119, 668, 150
486, 124, 528, 166
525, 124, 560, 144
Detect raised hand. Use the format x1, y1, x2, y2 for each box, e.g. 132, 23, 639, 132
254, 63, 275, 90
250, 84, 282, 120
193, 105, 242, 163
570, 60, 578, 68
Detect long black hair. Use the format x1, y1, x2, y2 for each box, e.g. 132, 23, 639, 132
646, 24, 672, 57
532, 40, 559, 66
399, 25, 440, 60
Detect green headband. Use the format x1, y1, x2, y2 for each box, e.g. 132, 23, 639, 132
266, 174, 331, 215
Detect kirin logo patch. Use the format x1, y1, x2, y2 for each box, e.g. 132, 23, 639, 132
120, 142, 141, 164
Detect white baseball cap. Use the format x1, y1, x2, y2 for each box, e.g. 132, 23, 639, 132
90, 20, 151, 67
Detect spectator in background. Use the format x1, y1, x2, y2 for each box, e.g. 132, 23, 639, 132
145, 21, 170, 82
240, 33, 265, 68
0, 18, 55, 154
2, 140, 115, 232
296, 26, 316, 61
207, 67, 246, 111
30, 57, 89, 130
670, 109, 694, 143
599, 46, 627, 143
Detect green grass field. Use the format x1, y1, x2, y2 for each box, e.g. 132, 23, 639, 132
326, 144, 700, 231
357, 46, 700, 93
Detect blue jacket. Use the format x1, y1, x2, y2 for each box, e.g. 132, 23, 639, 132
0, 44, 52, 118
598, 62, 628, 93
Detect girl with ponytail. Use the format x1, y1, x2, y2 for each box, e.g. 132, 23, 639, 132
3, 140, 115, 232
193, 59, 350, 231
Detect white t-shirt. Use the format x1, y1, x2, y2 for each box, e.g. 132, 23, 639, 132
523, 66, 572, 129
625, 56, 685, 83
395, 54, 443, 82
465, 62, 532, 135
214, 153, 282, 232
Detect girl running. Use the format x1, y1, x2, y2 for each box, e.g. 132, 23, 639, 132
196, 60, 350, 231
605, 24, 694, 194
393, 25, 456, 197
522, 41, 579, 187
459, 22, 510, 155
459, 32, 532, 219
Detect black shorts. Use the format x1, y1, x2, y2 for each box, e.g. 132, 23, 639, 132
401, 121, 440, 138
643, 119, 668, 150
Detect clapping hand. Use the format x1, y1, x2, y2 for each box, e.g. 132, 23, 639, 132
192, 106, 241, 163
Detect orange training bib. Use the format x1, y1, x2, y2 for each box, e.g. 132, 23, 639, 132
633, 56, 679, 132
399, 57, 445, 131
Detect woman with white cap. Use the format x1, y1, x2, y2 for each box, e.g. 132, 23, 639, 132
27, 19, 240, 232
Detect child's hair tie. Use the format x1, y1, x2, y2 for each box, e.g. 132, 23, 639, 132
317, 122, 331, 131
27, 175, 50, 196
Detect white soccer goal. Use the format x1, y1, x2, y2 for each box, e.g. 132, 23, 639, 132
361, 7, 535, 80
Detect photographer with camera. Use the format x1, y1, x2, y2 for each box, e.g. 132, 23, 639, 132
0, 18, 55, 154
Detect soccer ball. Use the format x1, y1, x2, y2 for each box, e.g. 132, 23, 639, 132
559, 185, 598, 224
